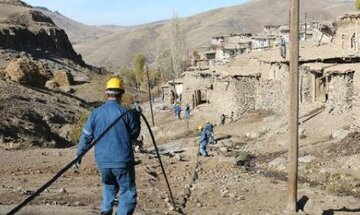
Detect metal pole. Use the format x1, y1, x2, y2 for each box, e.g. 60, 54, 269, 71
146, 65, 155, 126
287, 0, 299, 214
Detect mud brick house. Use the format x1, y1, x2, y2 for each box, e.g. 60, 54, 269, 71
333, 13, 360, 51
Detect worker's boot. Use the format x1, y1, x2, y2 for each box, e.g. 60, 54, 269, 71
100, 211, 112, 215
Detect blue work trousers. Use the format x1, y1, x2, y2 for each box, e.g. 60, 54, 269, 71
100, 166, 137, 215
199, 140, 208, 156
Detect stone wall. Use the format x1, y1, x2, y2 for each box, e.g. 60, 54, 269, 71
352, 71, 360, 130
209, 76, 258, 118
326, 72, 354, 113
300, 70, 315, 104
255, 79, 288, 113
255, 62, 289, 113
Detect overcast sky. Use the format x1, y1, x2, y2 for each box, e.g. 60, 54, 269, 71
23, 0, 249, 26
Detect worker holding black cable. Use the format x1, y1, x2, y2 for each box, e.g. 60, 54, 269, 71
7, 77, 176, 215
75, 77, 141, 215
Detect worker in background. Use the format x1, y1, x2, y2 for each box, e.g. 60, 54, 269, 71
74, 77, 141, 215
220, 114, 226, 125
199, 122, 214, 156
184, 103, 191, 119
230, 111, 234, 122
174, 103, 182, 119
279, 36, 286, 59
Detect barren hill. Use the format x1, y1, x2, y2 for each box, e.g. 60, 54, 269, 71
36, 0, 356, 67
0, 0, 98, 147
34, 7, 125, 46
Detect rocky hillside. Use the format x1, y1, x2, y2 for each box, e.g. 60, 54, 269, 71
0, 0, 99, 148
34, 0, 356, 66
0, 0, 84, 64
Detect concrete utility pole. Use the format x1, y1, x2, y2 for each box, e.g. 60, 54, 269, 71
146, 65, 155, 126
287, 0, 300, 214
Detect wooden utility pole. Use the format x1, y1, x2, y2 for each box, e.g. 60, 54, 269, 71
146, 65, 155, 126
304, 12, 307, 41
287, 0, 300, 214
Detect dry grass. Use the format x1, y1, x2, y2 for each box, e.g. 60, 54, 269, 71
324, 173, 360, 197
69, 110, 90, 144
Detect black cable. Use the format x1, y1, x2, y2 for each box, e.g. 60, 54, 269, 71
140, 112, 177, 211
6, 111, 129, 215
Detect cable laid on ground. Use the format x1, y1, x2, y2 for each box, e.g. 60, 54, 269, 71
140, 112, 177, 212
6, 111, 130, 215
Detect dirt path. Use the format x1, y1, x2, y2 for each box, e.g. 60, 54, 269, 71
1, 143, 359, 215
1, 100, 360, 215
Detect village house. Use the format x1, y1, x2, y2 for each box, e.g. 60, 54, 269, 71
251, 34, 278, 50
181, 13, 360, 125
332, 13, 360, 51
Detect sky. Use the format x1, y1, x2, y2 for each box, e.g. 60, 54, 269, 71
23, 0, 249, 26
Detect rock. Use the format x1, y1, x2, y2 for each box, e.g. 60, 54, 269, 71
246, 132, 260, 139
174, 154, 182, 161
58, 124, 71, 141
53, 69, 74, 87
23, 190, 33, 195
220, 190, 229, 197
197, 202, 202, 207
45, 80, 59, 89
58, 85, 72, 93
299, 155, 316, 163
269, 157, 288, 171
58, 188, 66, 194
168, 205, 175, 211
331, 129, 350, 139
235, 151, 252, 163
219, 147, 228, 153
4, 57, 52, 88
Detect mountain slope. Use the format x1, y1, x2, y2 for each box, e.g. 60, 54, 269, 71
34, 7, 125, 46
38, 0, 356, 66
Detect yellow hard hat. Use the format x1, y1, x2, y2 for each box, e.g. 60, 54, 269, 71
106, 77, 124, 92
198, 125, 203, 130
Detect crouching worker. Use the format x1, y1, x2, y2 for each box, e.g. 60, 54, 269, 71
74, 77, 141, 215
198, 122, 214, 157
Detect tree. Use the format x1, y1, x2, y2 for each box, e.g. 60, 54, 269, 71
169, 13, 187, 80
356, 0, 360, 10
119, 66, 136, 87
148, 69, 160, 89
156, 48, 173, 82
132, 53, 146, 87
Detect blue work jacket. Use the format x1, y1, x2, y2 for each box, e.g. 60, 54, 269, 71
77, 100, 141, 168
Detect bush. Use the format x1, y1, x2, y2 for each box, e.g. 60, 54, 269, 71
69, 110, 90, 144
356, 0, 360, 10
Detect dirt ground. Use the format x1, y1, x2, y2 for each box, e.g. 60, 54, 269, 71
1, 98, 360, 215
